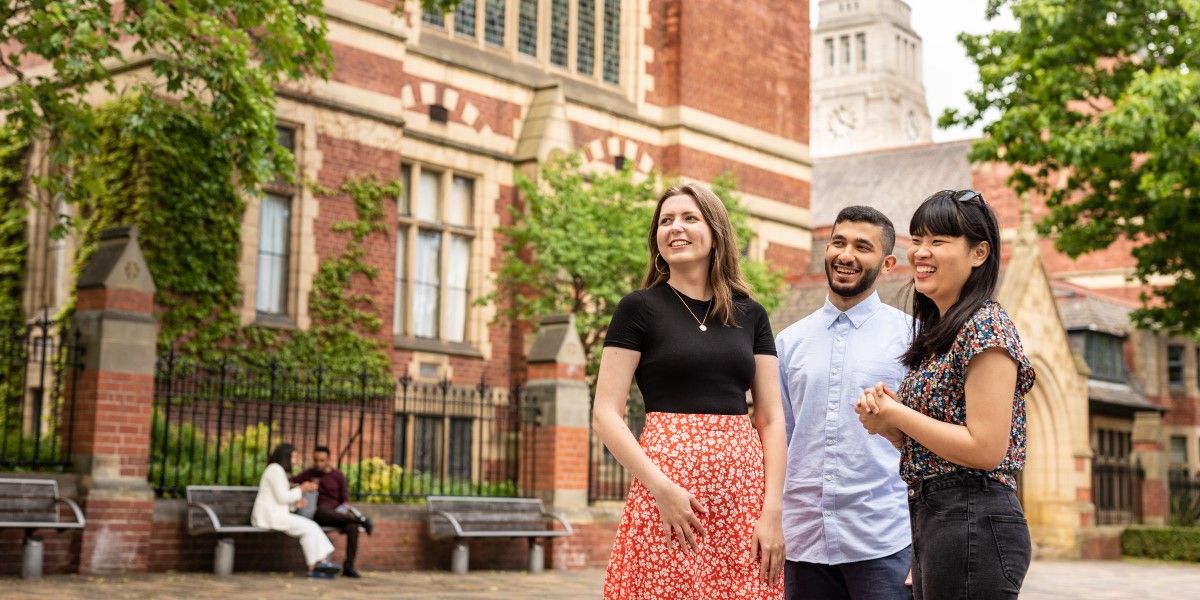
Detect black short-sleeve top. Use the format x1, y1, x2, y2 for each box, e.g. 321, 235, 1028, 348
602, 284, 777, 415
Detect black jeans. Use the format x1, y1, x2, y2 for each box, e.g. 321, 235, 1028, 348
908, 472, 1031, 600
313, 507, 359, 571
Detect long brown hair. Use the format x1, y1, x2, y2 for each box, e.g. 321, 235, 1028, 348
641, 182, 752, 327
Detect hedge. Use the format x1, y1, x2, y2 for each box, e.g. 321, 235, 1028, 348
1122, 527, 1200, 562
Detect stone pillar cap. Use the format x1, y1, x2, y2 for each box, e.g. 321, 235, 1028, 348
527, 313, 585, 367
77, 225, 156, 294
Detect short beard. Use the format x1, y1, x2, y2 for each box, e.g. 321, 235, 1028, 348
825, 260, 883, 299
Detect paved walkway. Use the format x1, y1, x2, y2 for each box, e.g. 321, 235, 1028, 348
6, 560, 1199, 599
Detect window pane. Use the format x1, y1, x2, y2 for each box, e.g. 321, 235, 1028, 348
423, 10, 445, 27
444, 235, 471, 343
256, 194, 290, 314
841, 35, 850, 67
518, 0, 538, 56
577, 0, 595, 75
394, 228, 407, 335
399, 164, 411, 216
454, 0, 477, 37
1169, 344, 1185, 386
550, 0, 569, 66
447, 175, 474, 226
1171, 436, 1188, 466
417, 170, 440, 221
856, 32, 866, 67
276, 126, 295, 153
484, 0, 506, 46
448, 417, 473, 481
414, 415, 441, 476
825, 37, 834, 69
602, 0, 620, 83
391, 413, 408, 467
413, 230, 441, 338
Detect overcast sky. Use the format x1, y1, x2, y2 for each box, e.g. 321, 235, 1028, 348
810, 0, 1018, 142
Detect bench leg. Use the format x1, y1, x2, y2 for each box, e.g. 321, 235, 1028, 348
528, 539, 544, 574
22, 534, 43, 580
451, 541, 469, 575
214, 537, 235, 576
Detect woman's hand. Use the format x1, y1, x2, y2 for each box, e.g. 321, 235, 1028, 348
650, 481, 707, 554
751, 507, 784, 584
854, 382, 900, 435
880, 427, 907, 450
300, 480, 319, 493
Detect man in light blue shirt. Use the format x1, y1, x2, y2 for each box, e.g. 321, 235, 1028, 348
776, 206, 912, 600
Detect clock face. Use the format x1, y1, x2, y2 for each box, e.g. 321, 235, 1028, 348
826, 105, 857, 139
905, 109, 922, 140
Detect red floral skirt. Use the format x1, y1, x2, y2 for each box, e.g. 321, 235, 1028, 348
603, 412, 783, 599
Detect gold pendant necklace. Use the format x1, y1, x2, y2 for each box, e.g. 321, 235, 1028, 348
668, 285, 711, 332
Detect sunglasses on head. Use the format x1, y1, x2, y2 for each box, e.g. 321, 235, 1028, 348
953, 189, 982, 204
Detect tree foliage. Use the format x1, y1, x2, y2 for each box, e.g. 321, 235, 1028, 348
488, 154, 785, 381
943, 0, 1200, 334
0, 1, 333, 225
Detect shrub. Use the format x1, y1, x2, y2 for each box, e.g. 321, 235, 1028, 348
344, 457, 518, 504
1122, 527, 1200, 562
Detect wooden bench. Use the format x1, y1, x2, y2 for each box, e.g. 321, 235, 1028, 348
0, 478, 85, 579
185, 485, 269, 576
185, 485, 361, 575
426, 496, 573, 574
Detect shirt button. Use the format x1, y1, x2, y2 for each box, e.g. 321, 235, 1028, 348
836, 336, 844, 343
826, 439, 835, 446
824, 474, 833, 481
824, 511, 833, 517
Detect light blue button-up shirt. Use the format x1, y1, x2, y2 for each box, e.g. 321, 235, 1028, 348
775, 291, 912, 564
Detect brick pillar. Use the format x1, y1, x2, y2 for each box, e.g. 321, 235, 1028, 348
70, 226, 158, 574
1132, 410, 1168, 526
524, 314, 590, 511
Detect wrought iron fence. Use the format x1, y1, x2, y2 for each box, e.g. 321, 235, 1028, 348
151, 350, 532, 502
0, 312, 84, 471
1093, 459, 1144, 525
588, 392, 644, 503
1169, 468, 1200, 527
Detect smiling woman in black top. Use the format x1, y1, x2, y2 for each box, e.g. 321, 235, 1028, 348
594, 182, 786, 599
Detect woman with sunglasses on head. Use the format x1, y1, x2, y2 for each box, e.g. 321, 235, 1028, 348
854, 189, 1035, 599
594, 183, 786, 599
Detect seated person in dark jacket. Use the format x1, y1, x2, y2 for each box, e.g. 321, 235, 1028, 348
291, 445, 373, 578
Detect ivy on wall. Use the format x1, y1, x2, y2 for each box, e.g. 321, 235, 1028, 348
71, 95, 244, 354
237, 178, 400, 378
63, 96, 395, 377
0, 127, 29, 325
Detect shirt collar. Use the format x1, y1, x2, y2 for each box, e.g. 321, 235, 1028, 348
821, 291, 884, 329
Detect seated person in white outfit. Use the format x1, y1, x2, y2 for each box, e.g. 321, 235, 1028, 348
252, 443, 341, 578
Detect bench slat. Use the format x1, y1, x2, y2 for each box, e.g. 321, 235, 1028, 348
426, 496, 571, 542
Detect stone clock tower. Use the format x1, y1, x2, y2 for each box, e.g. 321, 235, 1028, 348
811, 0, 933, 157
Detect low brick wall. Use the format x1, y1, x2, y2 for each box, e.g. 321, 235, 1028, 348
147, 499, 621, 574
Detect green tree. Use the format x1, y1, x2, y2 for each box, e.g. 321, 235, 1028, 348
943, 0, 1200, 334
488, 154, 785, 380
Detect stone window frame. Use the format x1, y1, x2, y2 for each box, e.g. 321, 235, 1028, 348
1167, 343, 1186, 390
245, 124, 304, 329
393, 162, 483, 358
421, 0, 628, 89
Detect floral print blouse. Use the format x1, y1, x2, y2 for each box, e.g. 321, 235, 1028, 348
899, 300, 1035, 489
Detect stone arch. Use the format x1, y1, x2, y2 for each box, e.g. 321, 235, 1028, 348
582, 136, 656, 174
399, 83, 489, 134
1022, 353, 1086, 556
